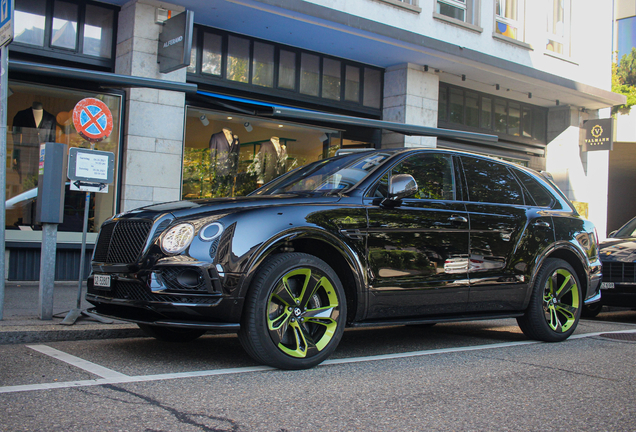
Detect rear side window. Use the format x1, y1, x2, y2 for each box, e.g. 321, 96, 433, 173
392, 153, 455, 200
460, 156, 523, 205
513, 169, 555, 207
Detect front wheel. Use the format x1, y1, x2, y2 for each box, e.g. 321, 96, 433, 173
239, 253, 346, 370
517, 258, 582, 342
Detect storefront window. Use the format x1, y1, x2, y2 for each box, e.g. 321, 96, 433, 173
5, 83, 121, 236
15, 0, 46, 47
300, 53, 320, 97
278, 50, 297, 90
322, 58, 341, 100
202, 33, 223, 76
51, 1, 78, 50
182, 108, 340, 199
345, 66, 360, 102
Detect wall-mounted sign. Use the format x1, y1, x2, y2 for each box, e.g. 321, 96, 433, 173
584, 118, 613, 152
158, 10, 194, 74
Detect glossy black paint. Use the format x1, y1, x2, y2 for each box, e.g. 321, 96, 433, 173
86, 148, 602, 330
594, 216, 636, 307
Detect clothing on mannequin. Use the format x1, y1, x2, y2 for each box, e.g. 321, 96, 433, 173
252, 136, 288, 185
11, 102, 57, 182
209, 128, 240, 176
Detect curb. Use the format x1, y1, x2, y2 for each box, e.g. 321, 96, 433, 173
0, 325, 144, 345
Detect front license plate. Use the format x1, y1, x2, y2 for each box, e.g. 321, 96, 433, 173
94, 274, 111, 289
600, 282, 615, 290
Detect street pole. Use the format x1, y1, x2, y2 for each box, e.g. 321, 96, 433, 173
0, 45, 8, 320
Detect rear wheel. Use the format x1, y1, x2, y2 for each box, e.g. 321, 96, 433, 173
137, 324, 206, 342
517, 258, 582, 342
239, 253, 346, 370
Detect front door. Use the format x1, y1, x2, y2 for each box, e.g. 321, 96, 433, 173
365, 152, 470, 319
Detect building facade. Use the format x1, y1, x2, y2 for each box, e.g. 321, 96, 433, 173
5, 0, 624, 280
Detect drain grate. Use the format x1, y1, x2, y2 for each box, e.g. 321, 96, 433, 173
599, 333, 636, 342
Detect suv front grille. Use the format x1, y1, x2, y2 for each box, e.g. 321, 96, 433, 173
602, 261, 636, 283
94, 220, 153, 264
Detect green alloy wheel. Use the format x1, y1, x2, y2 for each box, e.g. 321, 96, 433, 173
517, 258, 582, 342
239, 253, 346, 370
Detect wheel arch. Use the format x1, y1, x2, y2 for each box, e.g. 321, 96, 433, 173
238, 228, 367, 323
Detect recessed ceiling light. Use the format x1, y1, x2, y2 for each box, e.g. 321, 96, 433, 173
278, 124, 283, 128
227, 116, 233, 120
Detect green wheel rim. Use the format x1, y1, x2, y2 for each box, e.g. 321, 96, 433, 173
267, 268, 340, 358
542, 268, 580, 332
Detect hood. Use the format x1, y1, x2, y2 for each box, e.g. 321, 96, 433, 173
115, 194, 343, 221
599, 237, 636, 263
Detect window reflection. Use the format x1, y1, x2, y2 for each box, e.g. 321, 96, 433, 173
202, 33, 222, 75
83, 5, 114, 58
51, 1, 78, 50
14, 0, 46, 47
227, 36, 250, 83
461, 157, 523, 205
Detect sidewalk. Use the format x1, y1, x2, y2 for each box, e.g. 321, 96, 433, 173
0, 281, 143, 344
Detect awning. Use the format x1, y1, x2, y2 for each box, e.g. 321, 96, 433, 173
196, 90, 500, 146
10, 60, 198, 94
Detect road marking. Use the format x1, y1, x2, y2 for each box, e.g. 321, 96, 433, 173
27, 345, 129, 379
1, 329, 634, 395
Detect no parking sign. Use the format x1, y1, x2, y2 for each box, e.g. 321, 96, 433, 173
72, 98, 113, 142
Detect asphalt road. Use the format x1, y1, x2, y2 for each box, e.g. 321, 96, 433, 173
1, 311, 635, 432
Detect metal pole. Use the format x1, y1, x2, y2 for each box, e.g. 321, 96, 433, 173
39, 223, 57, 320
0, 45, 8, 320
74, 191, 90, 309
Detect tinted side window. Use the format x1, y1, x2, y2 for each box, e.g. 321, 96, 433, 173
461, 157, 523, 205
513, 169, 555, 207
392, 153, 455, 200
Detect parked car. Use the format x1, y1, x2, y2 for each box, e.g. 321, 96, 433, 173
582, 216, 636, 317
86, 148, 602, 369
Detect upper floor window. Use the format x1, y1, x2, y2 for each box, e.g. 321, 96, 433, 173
495, 0, 524, 41
436, 0, 478, 25
546, 0, 571, 56
13, 0, 117, 65
189, 26, 384, 112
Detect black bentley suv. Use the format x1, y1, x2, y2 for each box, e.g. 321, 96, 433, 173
86, 148, 602, 369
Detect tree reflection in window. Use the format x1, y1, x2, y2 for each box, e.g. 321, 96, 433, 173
392, 154, 455, 200
461, 156, 523, 205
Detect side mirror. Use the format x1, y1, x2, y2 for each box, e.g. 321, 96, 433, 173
382, 174, 417, 206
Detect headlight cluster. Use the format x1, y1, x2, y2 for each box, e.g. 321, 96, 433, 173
161, 223, 195, 254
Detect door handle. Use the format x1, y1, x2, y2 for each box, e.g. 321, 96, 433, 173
532, 220, 551, 228
449, 215, 468, 223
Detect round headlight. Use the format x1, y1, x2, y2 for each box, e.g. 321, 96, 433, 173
161, 223, 195, 254
199, 222, 224, 241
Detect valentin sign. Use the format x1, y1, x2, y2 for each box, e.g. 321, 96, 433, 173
158, 10, 194, 74
584, 118, 613, 152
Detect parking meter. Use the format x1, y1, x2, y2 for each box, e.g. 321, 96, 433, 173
36, 142, 68, 224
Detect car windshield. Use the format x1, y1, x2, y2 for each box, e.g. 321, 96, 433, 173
614, 217, 636, 238
251, 151, 391, 196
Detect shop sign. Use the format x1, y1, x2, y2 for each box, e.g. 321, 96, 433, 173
584, 118, 613, 152
0, 0, 13, 48
158, 10, 194, 74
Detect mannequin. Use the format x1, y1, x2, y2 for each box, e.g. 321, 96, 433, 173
209, 127, 240, 177
11, 102, 57, 182
253, 136, 288, 185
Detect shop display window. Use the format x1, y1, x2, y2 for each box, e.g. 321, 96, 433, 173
5, 83, 121, 237
183, 108, 341, 199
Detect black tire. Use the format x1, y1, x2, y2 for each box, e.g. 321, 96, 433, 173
517, 258, 582, 342
581, 302, 603, 318
238, 253, 346, 370
137, 324, 206, 342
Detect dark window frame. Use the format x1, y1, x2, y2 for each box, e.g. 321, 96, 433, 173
11, 0, 119, 70
438, 83, 547, 146
188, 25, 383, 116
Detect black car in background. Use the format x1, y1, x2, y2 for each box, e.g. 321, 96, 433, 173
86, 148, 602, 369
583, 216, 636, 317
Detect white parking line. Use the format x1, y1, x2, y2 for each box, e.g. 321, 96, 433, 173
1, 329, 634, 395
27, 345, 129, 379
